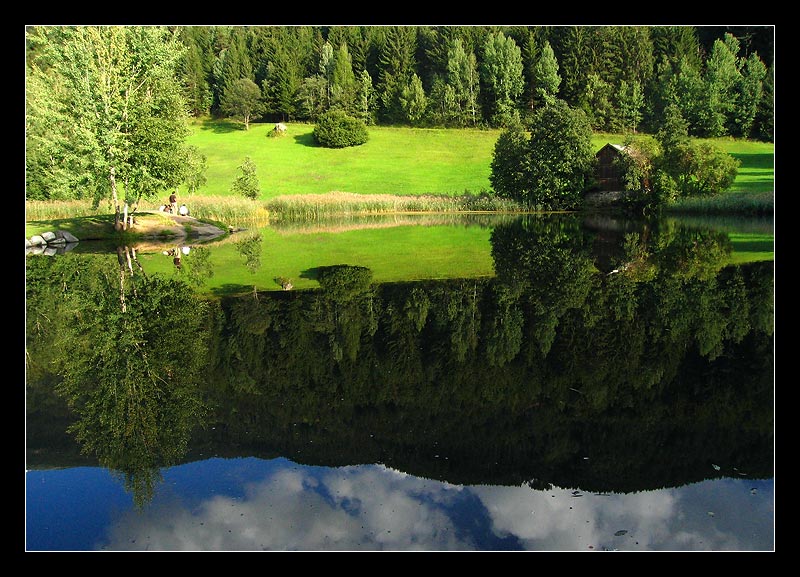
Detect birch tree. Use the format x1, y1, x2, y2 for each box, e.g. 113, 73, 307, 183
26, 26, 192, 229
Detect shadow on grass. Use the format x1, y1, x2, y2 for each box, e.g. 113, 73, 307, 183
299, 267, 321, 281
730, 152, 774, 171
293, 132, 318, 147
195, 118, 244, 134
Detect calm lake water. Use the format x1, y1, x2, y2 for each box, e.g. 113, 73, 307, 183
25, 212, 775, 551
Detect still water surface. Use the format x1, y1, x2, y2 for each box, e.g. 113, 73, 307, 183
25, 213, 774, 551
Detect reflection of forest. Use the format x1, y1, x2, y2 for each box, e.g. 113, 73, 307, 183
26, 216, 774, 496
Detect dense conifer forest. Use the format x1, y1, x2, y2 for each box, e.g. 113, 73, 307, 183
165, 25, 773, 140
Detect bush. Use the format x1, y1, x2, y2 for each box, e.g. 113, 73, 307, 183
313, 110, 369, 148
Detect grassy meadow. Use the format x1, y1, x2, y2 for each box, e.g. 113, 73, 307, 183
26, 121, 774, 287
184, 119, 501, 200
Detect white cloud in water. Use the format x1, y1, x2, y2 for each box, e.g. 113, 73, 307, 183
473, 479, 773, 551
98, 465, 773, 551
100, 465, 473, 551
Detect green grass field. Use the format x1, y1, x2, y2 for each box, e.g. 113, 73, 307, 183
185, 119, 501, 200
184, 120, 774, 203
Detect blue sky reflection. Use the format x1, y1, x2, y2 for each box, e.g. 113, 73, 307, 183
26, 457, 774, 552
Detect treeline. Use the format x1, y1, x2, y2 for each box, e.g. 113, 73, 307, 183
174, 25, 773, 140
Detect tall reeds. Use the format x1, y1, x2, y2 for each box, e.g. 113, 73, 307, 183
265, 191, 526, 222
25, 196, 271, 227
664, 191, 774, 216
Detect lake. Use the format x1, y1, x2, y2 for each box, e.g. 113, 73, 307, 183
25, 212, 775, 551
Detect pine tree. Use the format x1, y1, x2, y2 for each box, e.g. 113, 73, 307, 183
480, 31, 524, 127
331, 42, 357, 113
532, 40, 560, 108
735, 51, 768, 138
376, 26, 418, 123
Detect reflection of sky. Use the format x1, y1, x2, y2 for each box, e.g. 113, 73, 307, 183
26, 458, 774, 551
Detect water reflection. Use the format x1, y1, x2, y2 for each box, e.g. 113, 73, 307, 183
26, 458, 773, 551
25, 213, 774, 551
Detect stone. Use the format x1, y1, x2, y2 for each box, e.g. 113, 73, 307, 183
41, 231, 57, 242
56, 230, 79, 243
29, 235, 46, 246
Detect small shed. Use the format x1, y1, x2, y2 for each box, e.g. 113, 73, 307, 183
595, 143, 628, 192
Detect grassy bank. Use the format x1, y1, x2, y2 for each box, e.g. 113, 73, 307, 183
26, 122, 774, 223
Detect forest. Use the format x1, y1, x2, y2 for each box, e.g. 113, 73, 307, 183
27, 25, 774, 138
24, 25, 775, 214
166, 25, 773, 139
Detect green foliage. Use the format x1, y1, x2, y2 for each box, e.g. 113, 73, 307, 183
400, 73, 427, 125
617, 80, 644, 133
316, 264, 373, 297
490, 99, 597, 209
220, 77, 264, 130
376, 26, 418, 123
330, 41, 357, 113
445, 38, 481, 126
524, 100, 595, 208
481, 31, 525, 127
231, 157, 260, 199
25, 26, 192, 211
313, 109, 369, 148
735, 52, 768, 138
234, 231, 263, 274
489, 123, 531, 203
680, 142, 740, 196
532, 40, 560, 108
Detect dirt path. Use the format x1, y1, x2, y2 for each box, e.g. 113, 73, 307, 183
132, 211, 228, 244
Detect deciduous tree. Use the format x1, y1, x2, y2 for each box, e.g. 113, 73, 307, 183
220, 77, 264, 129
231, 157, 260, 199
25, 26, 192, 228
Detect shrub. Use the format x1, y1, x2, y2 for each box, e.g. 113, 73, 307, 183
313, 110, 369, 148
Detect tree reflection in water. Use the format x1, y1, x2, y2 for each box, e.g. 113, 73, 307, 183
25, 215, 774, 508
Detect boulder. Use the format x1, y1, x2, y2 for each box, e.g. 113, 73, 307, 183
29, 235, 46, 246
56, 230, 79, 243
41, 231, 57, 242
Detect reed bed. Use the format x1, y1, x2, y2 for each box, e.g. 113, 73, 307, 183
265, 191, 525, 222
25, 199, 106, 221
26, 196, 271, 228
664, 191, 774, 216
154, 195, 271, 227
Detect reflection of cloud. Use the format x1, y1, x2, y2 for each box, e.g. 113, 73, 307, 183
473, 479, 774, 551
100, 465, 473, 551
98, 462, 774, 552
